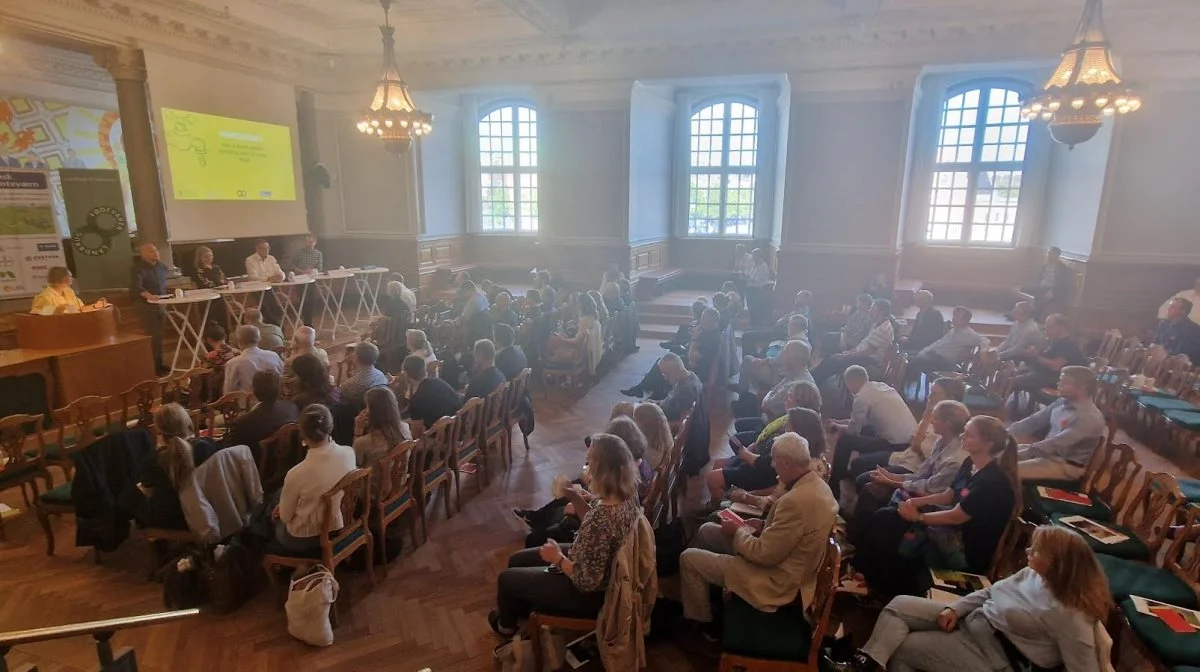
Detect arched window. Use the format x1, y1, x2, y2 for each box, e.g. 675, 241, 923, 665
927, 85, 1030, 245
687, 100, 759, 237
479, 103, 537, 232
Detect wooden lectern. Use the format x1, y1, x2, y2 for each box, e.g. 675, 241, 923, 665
14, 308, 119, 349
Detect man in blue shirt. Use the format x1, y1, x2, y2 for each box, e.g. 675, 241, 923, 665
1009, 366, 1106, 483
129, 242, 169, 374
1154, 298, 1200, 364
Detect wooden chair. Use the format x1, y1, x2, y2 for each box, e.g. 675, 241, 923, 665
203, 391, 251, 441
417, 416, 456, 539
375, 439, 421, 566
528, 612, 603, 672
1025, 442, 1140, 523
480, 383, 510, 468
1094, 329, 1124, 362
505, 368, 534, 461
119, 379, 163, 430
47, 395, 117, 480
0, 414, 51, 542
451, 397, 487, 506
1055, 471, 1184, 562
717, 536, 842, 671
963, 361, 1018, 420
164, 367, 214, 409
257, 423, 301, 494
263, 468, 375, 625
427, 359, 443, 380
542, 327, 592, 394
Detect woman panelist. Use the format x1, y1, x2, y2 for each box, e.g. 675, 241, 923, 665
30, 267, 107, 315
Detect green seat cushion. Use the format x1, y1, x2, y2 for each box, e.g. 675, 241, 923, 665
1120, 598, 1200, 667
963, 393, 1001, 410
38, 481, 72, 505
1130, 387, 1176, 399
721, 594, 811, 662
384, 492, 413, 516
425, 466, 447, 486
265, 526, 366, 560
1099, 554, 1198, 608
1051, 513, 1150, 560
1139, 397, 1198, 413
1166, 411, 1200, 431
1024, 483, 1113, 521
0, 463, 40, 487
1181, 480, 1200, 504
1024, 478, 1084, 492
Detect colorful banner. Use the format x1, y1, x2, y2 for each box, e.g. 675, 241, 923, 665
60, 168, 131, 291
0, 168, 68, 297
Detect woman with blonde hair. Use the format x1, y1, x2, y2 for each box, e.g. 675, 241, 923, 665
133, 403, 221, 529
633, 403, 672, 470
610, 401, 636, 420
192, 245, 226, 289
405, 329, 437, 364
353, 387, 413, 500
856, 415, 1019, 596
491, 433, 642, 637
853, 525, 1110, 672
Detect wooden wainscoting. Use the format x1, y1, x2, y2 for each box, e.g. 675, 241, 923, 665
629, 239, 668, 276
776, 245, 898, 314
418, 235, 468, 290
1074, 257, 1196, 335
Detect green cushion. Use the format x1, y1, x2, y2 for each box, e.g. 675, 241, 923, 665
1051, 513, 1150, 560
1181, 480, 1200, 504
1120, 598, 1200, 667
458, 446, 480, 463
1166, 411, 1200, 431
0, 463, 39, 487
1024, 483, 1113, 521
333, 527, 365, 556
425, 466, 447, 486
1139, 397, 1198, 413
1099, 554, 1198, 608
1024, 478, 1084, 492
266, 526, 366, 560
1130, 388, 1176, 399
721, 594, 811, 662
384, 492, 413, 516
963, 393, 1001, 410
38, 482, 72, 505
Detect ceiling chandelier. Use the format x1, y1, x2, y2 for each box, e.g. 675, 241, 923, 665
1021, 0, 1140, 149
356, 0, 433, 154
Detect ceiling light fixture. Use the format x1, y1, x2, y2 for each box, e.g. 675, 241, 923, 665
356, 0, 433, 154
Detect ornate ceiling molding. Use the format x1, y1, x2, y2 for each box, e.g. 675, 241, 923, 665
0, 37, 114, 94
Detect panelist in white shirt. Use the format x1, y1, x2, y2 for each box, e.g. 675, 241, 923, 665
244, 239, 286, 325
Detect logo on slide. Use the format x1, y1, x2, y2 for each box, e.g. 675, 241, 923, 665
72, 205, 127, 257
164, 111, 209, 167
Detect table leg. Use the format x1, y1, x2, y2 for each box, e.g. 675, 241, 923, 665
368, 274, 385, 319
354, 275, 370, 326
166, 303, 192, 373
334, 278, 354, 337
191, 301, 213, 370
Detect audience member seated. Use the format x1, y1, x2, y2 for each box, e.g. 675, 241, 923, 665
224, 370, 299, 459
826, 293, 875, 356
1154, 297, 1200, 363
731, 340, 814, 425
290, 354, 343, 408
245, 307, 285, 351
847, 377, 966, 482
660, 299, 707, 358
494, 324, 528, 380
907, 307, 990, 378
847, 400, 970, 547
656, 353, 702, 423
677, 433, 837, 652
901, 290, 945, 353
633, 403, 673, 471
533, 269, 557, 308
827, 365, 918, 500
223, 324, 284, 395
740, 314, 810, 394
810, 298, 896, 384
1006, 313, 1084, 418
131, 403, 222, 530
30, 266, 106, 314
855, 416, 1018, 596
744, 248, 775, 326
688, 308, 724, 383
489, 292, 520, 329
339, 342, 390, 406
1021, 246, 1071, 317
708, 402, 825, 503
203, 322, 239, 397
458, 281, 494, 346
283, 326, 328, 385
353, 386, 412, 500
466, 339, 507, 400
392, 274, 418, 312
994, 300, 1044, 361
403, 354, 463, 430
851, 526, 1110, 672
405, 329, 438, 365
1159, 276, 1200, 322
546, 293, 604, 376
604, 416, 653, 495
272, 404, 357, 553
379, 280, 414, 322
489, 433, 643, 637
588, 289, 610, 323
1008, 366, 1105, 483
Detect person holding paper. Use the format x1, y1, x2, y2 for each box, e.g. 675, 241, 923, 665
676, 433, 838, 654
850, 525, 1111, 672
30, 267, 106, 315
1009, 366, 1106, 483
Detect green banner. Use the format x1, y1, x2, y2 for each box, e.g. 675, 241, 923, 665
60, 168, 131, 291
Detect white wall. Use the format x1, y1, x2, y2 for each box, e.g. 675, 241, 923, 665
316, 108, 420, 235
539, 106, 630, 240
770, 82, 791, 246
417, 95, 466, 237
627, 84, 674, 243
1039, 122, 1112, 257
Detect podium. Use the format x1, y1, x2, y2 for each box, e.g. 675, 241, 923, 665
14, 308, 119, 349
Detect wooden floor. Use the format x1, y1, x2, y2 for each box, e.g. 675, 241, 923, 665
0, 333, 1188, 671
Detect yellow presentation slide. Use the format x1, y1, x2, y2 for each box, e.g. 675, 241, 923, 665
161, 108, 297, 201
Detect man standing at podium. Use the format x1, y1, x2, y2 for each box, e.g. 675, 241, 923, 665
130, 242, 169, 375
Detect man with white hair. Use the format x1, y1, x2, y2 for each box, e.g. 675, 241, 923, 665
223, 325, 284, 394
245, 307, 284, 351
677, 432, 838, 652
657, 353, 702, 423
284, 326, 328, 381
740, 315, 810, 393
827, 365, 917, 500
733, 339, 814, 425
902, 290, 946, 353
465, 338, 506, 399
995, 301, 1044, 361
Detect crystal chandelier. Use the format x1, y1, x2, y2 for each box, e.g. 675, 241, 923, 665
1021, 0, 1140, 149
356, 0, 433, 154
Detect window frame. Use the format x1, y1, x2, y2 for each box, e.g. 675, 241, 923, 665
924, 79, 1034, 248
476, 100, 538, 234
685, 95, 761, 238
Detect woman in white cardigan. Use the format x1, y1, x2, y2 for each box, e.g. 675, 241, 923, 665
273, 404, 357, 553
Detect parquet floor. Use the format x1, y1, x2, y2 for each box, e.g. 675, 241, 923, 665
0, 340, 709, 672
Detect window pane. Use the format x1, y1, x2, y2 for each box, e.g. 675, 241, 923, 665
518, 173, 538, 232
480, 172, 516, 232
687, 100, 760, 237
478, 105, 537, 232
725, 174, 756, 236
688, 174, 722, 236
926, 171, 970, 241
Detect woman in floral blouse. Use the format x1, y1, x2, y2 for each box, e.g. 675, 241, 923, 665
489, 433, 641, 636
202, 322, 238, 398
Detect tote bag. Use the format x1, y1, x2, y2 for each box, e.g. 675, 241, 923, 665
286, 565, 339, 646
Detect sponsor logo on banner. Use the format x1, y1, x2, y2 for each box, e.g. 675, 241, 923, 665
0, 168, 67, 297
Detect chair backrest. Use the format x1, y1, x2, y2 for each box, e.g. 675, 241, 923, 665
120, 379, 163, 430
881, 349, 908, 390
377, 439, 418, 506
321, 468, 372, 552
1120, 472, 1185, 555
164, 367, 213, 409
482, 383, 508, 431
1084, 442, 1141, 515
986, 361, 1020, 404
428, 359, 443, 380
454, 396, 485, 454
1095, 329, 1124, 362
803, 536, 843, 667
52, 395, 117, 452
1140, 346, 1172, 380
422, 415, 457, 473
0, 414, 45, 473
505, 368, 532, 419
1165, 504, 1200, 594
988, 513, 1026, 580
205, 391, 251, 437
258, 422, 301, 491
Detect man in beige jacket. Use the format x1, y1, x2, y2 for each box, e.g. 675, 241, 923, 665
678, 432, 838, 644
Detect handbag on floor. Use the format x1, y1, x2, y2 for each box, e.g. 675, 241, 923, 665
493, 628, 565, 672
286, 564, 339, 646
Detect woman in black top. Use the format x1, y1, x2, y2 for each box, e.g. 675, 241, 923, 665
133, 403, 221, 529
290, 354, 343, 408
193, 245, 226, 289
856, 415, 1019, 596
